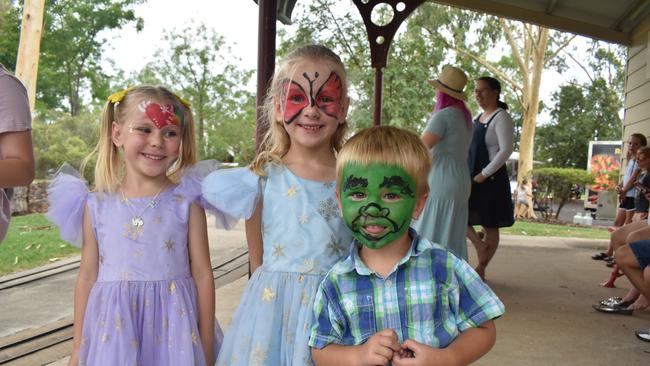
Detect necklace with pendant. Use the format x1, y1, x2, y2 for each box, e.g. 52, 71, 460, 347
121, 186, 165, 231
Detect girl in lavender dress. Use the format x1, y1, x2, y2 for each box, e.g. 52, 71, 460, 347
203, 45, 352, 366
47, 86, 224, 366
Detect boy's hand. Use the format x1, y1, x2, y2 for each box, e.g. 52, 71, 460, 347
357, 329, 401, 366
392, 339, 459, 366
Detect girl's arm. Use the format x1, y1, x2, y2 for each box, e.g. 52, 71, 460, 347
0, 130, 34, 187
621, 166, 641, 196
188, 203, 216, 366
68, 204, 99, 366
480, 112, 514, 179
245, 200, 264, 273
421, 132, 442, 150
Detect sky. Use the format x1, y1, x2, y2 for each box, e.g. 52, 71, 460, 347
103, 1, 599, 124
105, 1, 261, 75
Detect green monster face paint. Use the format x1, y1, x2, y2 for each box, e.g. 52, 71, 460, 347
340, 162, 417, 249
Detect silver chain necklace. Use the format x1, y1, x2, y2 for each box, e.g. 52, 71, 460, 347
120, 187, 165, 229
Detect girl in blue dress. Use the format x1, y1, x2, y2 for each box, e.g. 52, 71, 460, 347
203, 45, 352, 366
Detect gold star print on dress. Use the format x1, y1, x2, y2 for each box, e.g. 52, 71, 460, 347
272, 244, 285, 258
191, 330, 198, 344
250, 344, 268, 366
327, 235, 347, 257
298, 213, 309, 224
169, 281, 177, 294
163, 239, 176, 253
284, 186, 299, 198
261, 287, 275, 302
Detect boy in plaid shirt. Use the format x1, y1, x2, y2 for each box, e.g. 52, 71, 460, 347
309, 126, 505, 366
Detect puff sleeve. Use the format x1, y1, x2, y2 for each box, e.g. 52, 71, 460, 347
45, 166, 88, 248
202, 166, 261, 225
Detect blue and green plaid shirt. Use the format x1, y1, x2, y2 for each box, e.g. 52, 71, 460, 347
309, 228, 505, 349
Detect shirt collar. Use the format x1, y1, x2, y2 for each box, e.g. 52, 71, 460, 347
346, 228, 430, 277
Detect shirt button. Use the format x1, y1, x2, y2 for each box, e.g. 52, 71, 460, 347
385, 280, 392, 287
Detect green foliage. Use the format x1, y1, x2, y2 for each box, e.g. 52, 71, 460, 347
0, 0, 145, 116
32, 111, 99, 179
133, 23, 256, 163
280, 0, 446, 132
536, 42, 624, 168
0, 1, 20, 69
1, 213, 79, 276
533, 167, 594, 219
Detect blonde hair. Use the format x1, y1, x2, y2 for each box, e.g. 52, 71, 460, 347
249, 44, 349, 176
81, 85, 197, 194
336, 126, 432, 199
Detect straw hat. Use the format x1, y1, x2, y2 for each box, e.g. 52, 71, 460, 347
428, 65, 468, 101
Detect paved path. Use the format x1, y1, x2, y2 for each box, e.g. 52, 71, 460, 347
3, 222, 649, 365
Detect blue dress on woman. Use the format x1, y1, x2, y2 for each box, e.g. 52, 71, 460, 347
412, 108, 472, 260
203, 164, 352, 366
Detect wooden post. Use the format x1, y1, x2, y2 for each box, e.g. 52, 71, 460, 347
15, 0, 45, 112
255, 0, 277, 151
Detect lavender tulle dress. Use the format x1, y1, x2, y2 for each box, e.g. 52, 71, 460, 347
47, 162, 226, 366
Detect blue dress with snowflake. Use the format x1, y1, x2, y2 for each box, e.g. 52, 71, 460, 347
203, 164, 352, 366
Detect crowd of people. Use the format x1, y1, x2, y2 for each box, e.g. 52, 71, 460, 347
591, 133, 650, 343
1, 40, 647, 365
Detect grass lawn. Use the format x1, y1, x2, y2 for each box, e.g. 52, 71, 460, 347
500, 220, 610, 240
0, 213, 79, 276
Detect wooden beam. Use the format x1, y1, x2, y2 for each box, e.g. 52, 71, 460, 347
255, 0, 277, 151
15, 0, 45, 112
431, 0, 632, 45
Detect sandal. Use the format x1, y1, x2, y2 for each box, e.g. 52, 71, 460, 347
635, 329, 650, 343
599, 296, 623, 307
606, 259, 616, 267
592, 303, 633, 315
592, 252, 609, 260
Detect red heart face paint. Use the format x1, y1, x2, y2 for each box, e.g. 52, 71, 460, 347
138, 101, 181, 129
280, 72, 343, 124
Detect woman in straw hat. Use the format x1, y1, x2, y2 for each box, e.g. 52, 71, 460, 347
412, 65, 473, 260
466, 76, 515, 280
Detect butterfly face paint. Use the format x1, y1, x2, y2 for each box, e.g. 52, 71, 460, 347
138, 100, 182, 129
340, 163, 417, 249
281, 71, 343, 124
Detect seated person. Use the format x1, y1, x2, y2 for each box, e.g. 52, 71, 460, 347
616, 213, 650, 342
309, 126, 505, 366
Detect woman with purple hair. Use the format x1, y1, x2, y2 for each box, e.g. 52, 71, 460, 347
412, 65, 473, 260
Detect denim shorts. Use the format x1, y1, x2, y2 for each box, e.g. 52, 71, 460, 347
630, 240, 650, 268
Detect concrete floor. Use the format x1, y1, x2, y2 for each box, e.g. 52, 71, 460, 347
4, 221, 648, 365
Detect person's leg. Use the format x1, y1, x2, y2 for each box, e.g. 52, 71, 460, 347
474, 227, 499, 280
610, 220, 648, 254
467, 226, 482, 247
614, 208, 627, 227
616, 242, 650, 301
624, 209, 635, 225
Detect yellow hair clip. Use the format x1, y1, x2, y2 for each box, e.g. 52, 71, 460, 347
107, 87, 134, 104
176, 95, 191, 109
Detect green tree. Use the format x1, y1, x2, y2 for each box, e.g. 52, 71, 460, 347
32, 111, 100, 179
0, 0, 144, 115
533, 167, 594, 219
535, 42, 624, 168
134, 24, 256, 162
279, 0, 445, 131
